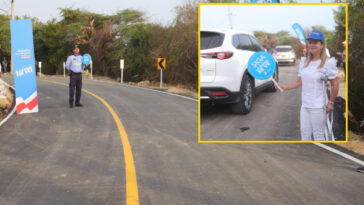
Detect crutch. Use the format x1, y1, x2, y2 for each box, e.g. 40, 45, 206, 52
320, 75, 334, 141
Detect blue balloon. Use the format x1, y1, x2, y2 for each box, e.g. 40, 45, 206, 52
82, 54, 92, 65
247, 52, 276, 80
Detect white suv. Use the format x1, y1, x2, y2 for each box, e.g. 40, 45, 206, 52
273, 45, 296, 65
200, 29, 279, 114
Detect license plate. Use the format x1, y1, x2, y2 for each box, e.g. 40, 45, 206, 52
281, 54, 286, 58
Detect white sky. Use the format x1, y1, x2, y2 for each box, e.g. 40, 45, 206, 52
1, 0, 344, 28
200, 4, 343, 35
1, 0, 186, 24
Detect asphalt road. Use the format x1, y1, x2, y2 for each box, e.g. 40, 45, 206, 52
201, 63, 302, 141
1, 75, 364, 205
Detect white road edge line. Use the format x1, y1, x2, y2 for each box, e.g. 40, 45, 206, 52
121, 83, 198, 102
81, 77, 198, 102
41, 76, 198, 102
0, 80, 16, 127
314, 143, 364, 166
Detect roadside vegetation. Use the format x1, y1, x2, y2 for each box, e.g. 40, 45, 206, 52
0, 2, 198, 90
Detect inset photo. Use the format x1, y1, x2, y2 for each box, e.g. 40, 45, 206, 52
199, 3, 348, 142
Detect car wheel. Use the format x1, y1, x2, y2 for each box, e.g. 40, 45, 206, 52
291, 59, 296, 66
231, 75, 253, 114
265, 68, 278, 92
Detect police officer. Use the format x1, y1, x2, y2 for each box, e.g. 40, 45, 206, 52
66, 45, 85, 108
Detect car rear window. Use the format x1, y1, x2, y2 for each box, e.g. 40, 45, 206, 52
200, 32, 225, 50
276, 47, 293, 52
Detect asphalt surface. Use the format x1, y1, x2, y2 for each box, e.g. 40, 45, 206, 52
201, 63, 302, 141
1, 75, 364, 205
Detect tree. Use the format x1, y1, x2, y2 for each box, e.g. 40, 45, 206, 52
348, 0, 364, 132
254, 31, 278, 49
0, 15, 11, 65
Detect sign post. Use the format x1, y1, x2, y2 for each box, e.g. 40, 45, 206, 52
63, 62, 65, 78
10, 19, 39, 114
120, 59, 124, 84
38, 61, 42, 77
157, 58, 166, 89
90, 60, 93, 80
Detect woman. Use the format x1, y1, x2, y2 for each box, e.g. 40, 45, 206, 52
278, 30, 339, 141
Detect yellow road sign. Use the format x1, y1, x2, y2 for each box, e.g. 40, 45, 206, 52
157, 58, 166, 70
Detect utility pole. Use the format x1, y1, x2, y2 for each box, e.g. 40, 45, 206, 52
10, 0, 14, 75
228, 6, 233, 29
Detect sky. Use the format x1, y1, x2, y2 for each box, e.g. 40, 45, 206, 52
0, 0, 187, 24
200, 4, 343, 35
0, 0, 345, 28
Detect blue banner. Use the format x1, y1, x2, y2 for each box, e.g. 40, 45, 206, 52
292, 23, 306, 49
10, 19, 38, 114
248, 52, 276, 80
250, 0, 278, 3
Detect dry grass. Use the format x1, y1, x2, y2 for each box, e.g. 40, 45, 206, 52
337, 131, 364, 155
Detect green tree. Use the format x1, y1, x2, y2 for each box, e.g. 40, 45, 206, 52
0, 15, 11, 65
348, 0, 364, 132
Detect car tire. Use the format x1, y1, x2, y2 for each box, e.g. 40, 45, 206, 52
231, 75, 253, 114
291, 59, 296, 66
265, 68, 278, 92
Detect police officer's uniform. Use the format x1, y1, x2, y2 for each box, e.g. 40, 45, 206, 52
66, 49, 85, 108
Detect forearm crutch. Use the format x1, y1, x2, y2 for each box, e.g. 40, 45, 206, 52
320, 75, 334, 141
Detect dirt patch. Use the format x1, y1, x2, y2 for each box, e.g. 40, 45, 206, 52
336, 131, 364, 155
337, 68, 346, 99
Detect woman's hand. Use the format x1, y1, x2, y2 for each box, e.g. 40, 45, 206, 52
326, 103, 334, 112
276, 83, 285, 91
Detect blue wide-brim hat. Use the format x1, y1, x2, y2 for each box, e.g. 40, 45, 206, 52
307, 30, 325, 42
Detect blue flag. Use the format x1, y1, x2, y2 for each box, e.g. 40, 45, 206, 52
292, 23, 306, 49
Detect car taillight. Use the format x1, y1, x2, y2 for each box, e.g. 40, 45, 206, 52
216, 52, 233, 60
201, 52, 233, 60
211, 92, 228, 96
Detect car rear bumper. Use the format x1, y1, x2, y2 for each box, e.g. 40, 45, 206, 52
200, 87, 241, 104
277, 58, 295, 63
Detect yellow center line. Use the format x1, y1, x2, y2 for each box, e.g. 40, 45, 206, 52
39, 79, 139, 205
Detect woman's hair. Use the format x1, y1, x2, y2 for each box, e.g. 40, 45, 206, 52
304, 41, 327, 69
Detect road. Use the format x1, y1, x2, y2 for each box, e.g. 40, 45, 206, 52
201, 63, 302, 141
1, 75, 364, 205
